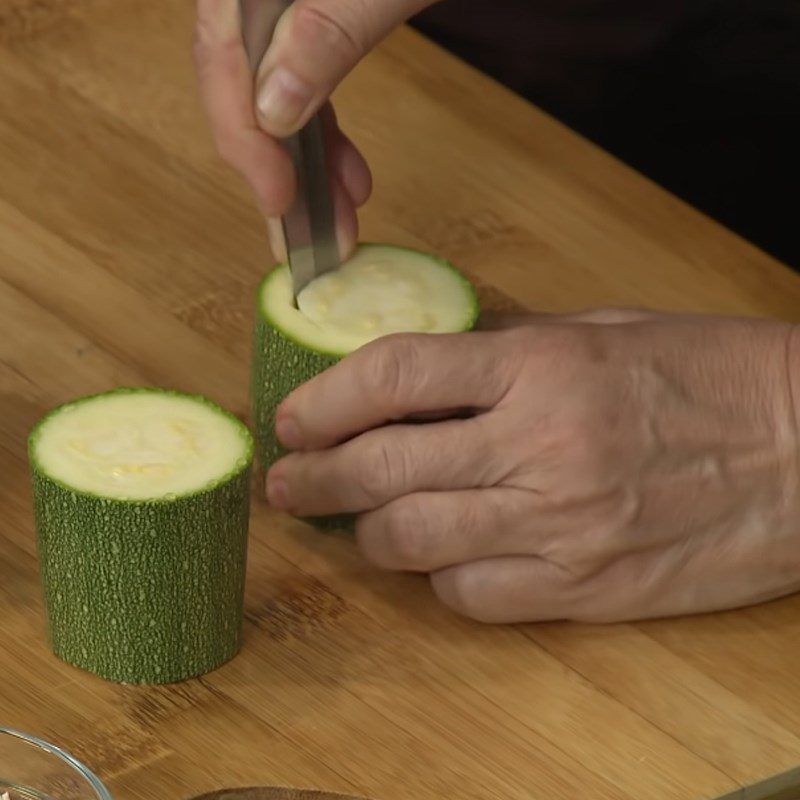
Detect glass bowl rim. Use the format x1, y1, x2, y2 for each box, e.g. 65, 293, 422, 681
0, 727, 112, 800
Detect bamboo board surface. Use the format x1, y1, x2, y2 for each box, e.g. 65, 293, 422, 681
3, 3, 800, 799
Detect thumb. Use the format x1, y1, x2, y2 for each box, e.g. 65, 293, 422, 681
255, 0, 432, 136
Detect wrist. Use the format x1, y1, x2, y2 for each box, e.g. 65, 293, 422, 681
789, 325, 800, 444
780, 323, 800, 551
740, 322, 800, 598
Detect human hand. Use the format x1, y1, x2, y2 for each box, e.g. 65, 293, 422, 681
194, 0, 432, 259
265, 310, 800, 623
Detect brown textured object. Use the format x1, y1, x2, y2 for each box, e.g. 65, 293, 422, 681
3, 2, 800, 800
190, 790, 367, 800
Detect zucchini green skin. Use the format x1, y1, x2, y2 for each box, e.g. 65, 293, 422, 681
251, 245, 479, 532
29, 388, 253, 685
251, 298, 350, 531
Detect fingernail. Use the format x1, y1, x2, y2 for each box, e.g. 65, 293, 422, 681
336, 220, 356, 262
266, 477, 289, 510
257, 67, 313, 133
266, 218, 287, 263
275, 416, 302, 449
330, 175, 357, 261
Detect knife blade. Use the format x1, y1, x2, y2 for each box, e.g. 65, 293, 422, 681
239, 0, 340, 299
711, 766, 800, 800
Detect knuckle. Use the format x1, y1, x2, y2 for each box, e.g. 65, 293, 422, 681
568, 561, 645, 623
506, 326, 606, 396
585, 307, 652, 325
292, 2, 364, 63
355, 439, 399, 501
539, 325, 610, 369
192, 12, 213, 61
496, 326, 535, 371
540, 489, 641, 577
537, 535, 596, 579
192, 7, 235, 66
552, 541, 607, 579
589, 489, 641, 556
364, 335, 421, 407
382, 500, 435, 570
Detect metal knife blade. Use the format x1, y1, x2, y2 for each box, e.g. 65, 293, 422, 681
239, 0, 340, 298
711, 766, 800, 800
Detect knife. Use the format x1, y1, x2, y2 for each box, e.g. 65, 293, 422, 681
711, 766, 800, 799
185, 770, 800, 800
239, 0, 340, 299
188, 788, 367, 800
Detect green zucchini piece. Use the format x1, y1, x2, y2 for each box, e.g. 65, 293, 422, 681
252, 243, 479, 529
29, 388, 253, 684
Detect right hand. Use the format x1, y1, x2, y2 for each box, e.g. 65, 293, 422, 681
194, 0, 433, 260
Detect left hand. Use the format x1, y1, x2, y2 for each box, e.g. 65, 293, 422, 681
266, 310, 800, 623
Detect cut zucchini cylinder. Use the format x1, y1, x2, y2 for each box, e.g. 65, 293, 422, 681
252, 243, 480, 528
28, 388, 254, 684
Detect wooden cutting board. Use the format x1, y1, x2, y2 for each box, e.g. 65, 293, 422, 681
2, 2, 800, 800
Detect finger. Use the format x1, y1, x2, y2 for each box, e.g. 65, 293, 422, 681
356, 488, 536, 572
322, 105, 372, 208
254, 0, 434, 136
266, 417, 497, 516
565, 534, 800, 623
478, 311, 539, 331
276, 331, 520, 450
266, 217, 288, 263
558, 307, 656, 325
330, 126, 372, 208
194, 0, 295, 217
478, 308, 656, 331
431, 556, 577, 624
267, 106, 362, 261
330, 171, 359, 261
262, 108, 364, 262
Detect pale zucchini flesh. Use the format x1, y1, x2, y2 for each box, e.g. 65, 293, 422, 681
261, 244, 480, 357
30, 391, 252, 501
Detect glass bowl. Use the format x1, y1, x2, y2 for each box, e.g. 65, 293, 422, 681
0, 727, 111, 800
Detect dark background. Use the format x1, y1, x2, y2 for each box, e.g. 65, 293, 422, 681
412, 0, 800, 269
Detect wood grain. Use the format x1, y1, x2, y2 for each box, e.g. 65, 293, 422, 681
2, 3, 800, 800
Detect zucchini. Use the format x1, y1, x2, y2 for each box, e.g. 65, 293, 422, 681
29, 388, 253, 684
252, 243, 479, 528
